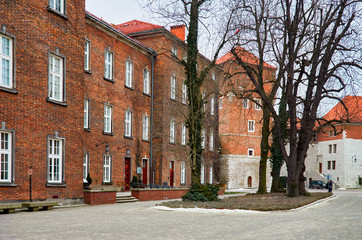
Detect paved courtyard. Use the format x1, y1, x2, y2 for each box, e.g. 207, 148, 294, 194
1, 189, 361, 240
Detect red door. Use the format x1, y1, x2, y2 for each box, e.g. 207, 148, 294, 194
247, 176, 252, 188
170, 161, 174, 187
319, 163, 322, 173
124, 157, 131, 191
142, 159, 148, 186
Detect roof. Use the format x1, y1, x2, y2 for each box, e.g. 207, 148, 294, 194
114, 20, 164, 35
216, 47, 277, 70
322, 96, 362, 123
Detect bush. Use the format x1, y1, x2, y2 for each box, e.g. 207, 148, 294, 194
182, 183, 220, 202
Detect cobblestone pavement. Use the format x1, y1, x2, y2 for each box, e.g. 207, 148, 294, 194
1, 189, 361, 240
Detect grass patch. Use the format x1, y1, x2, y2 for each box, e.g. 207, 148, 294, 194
158, 192, 332, 211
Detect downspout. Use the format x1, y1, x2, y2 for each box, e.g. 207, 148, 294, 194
150, 52, 156, 187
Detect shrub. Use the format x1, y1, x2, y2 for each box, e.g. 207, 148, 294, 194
182, 183, 220, 202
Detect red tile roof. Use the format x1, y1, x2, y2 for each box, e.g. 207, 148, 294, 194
114, 20, 163, 35
322, 96, 362, 123
216, 46, 277, 69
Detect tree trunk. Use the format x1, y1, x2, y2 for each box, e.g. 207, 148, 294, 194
257, 105, 270, 194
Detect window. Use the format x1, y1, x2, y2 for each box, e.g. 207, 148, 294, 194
209, 131, 214, 151
49, 0, 65, 14
48, 54, 64, 102
170, 76, 176, 100
125, 110, 132, 138
48, 138, 63, 183
248, 148, 254, 156
0, 131, 12, 183
248, 120, 255, 132
201, 129, 206, 149
171, 46, 178, 56
210, 97, 215, 115
219, 97, 223, 109
143, 115, 149, 140
209, 166, 213, 184
243, 99, 249, 109
83, 153, 89, 183
332, 160, 336, 170
125, 60, 133, 88
103, 155, 111, 183
182, 80, 187, 104
104, 50, 113, 80
202, 91, 206, 111
329, 130, 336, 137
329, 145, 332, 154
143, 68, 150, 94
0, 34, 13, 89
211, 72, 216, 81
170, 120, 175, 143
181, 161, 186, 185
104, 104, 112, 134
84, 99, 89, 129
328, 161, 331, 170
85, 40, 90, 71
200, 164, 205, 184
255, 99, 261, 110
181, 122, 187, 145
333, 144, 337, 153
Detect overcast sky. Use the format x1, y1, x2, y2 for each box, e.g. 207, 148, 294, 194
85, 0, 153, 25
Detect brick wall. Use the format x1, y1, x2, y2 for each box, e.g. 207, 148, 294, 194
84, 190, 116, 205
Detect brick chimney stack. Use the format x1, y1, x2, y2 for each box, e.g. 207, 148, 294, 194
170, 25, 185, 41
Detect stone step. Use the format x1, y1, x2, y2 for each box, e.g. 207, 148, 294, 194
116, 196, 138, 203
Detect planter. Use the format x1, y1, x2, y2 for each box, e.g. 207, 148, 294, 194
131, 188, 189, 201
83, 190, 116, 205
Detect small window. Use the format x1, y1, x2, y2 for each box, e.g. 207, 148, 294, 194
200, 164, 205, 184
333, 144, 337, 153
84, 99, 89, 129
182, 80, 187, 104
48, 54, 64, 102
329, 130, 336, 137
210, 97, 215, 116
170, 76, 176, 100
143, 68, 150, 95
202, 91, 206, 111
85, 40, 90, 71
125, 60, 133, 88
332, 160, 336, 170
219, 97, 223, 109
209, 131, 214, 151
248, 148, 254, 156
211, 72, 216, 81
243, 99, 249, 109
170, 120, 175, 143
83, 153, 89, 183
209, 166, 213, 184
171, 46, 178, 56
104, 50, 113, 80
103, 155, 112, 183
104, 104, 112, 134
142, 115, 149, 140
328, 144, 332, 154
49, 0, 65, 14
0, 131, 13, 183
125, 110, 132, 138
248, 120, 255, 132
0, 34, 13, 90
181, 122, 187, 145
201, 129, 206, 149
181, 161, 186, 185
255, 99, 261, 110
48, 138, 63, 183
327, 161, 331, 170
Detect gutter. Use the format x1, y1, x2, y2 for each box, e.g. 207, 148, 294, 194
150, 53, 157, 187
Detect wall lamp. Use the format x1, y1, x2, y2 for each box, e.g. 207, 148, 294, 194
118, 145, 131, 156
96, 141, 110, 153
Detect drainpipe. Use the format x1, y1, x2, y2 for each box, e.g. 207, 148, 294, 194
150, 52, 156, 187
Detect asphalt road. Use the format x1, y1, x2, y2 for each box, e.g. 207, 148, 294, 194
1, 189, 361, 240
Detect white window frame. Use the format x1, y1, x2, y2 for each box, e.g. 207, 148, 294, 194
243, 99, 249, 109
48, 54, 64, 102
182, 80, 187, 104
103, 155, 112, 183
84, 99, 89, 129
210, 97, 215, 115
248, 148, 254, 156
125, 110, 132, 138
201, 129, 206, 149
104, 104, 112, 134
248, 120, 255, 132
0, 34, 13, 89
255, 98, 261, 110
125, 60, 133, 88
170, 75, 176, 100
181, 122, 187, 145
47, 138, 63, 184
209, 166, 213, 184
181, 161, 186, 185
85, 40, 90, 71
170, 120, 175, 143
200, 164, 205, 184
202, 91, 206, 111
219, 97, 223, 109
209, 131, 214, 151
211, 72, 216, 81
0, 131, 12, 183
104, 50, 113, 80
143, 68, 150, 94
49, 0, 65, 14
83, 153, 89, 183
143, 114, 149, 141
171, 46, 178, 56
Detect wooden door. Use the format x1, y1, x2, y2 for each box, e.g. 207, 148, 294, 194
142, 159, 148, 186
169, 161, 174, 187
319, 163, 322, 173
124, 157, 131, 191
247, 176, 252, 188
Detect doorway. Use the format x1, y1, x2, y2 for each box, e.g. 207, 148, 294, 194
124, 157, 131, 191
319, 163, 322, 173
142, 159, 148, 186
247, 176, 252, 188
169, 161, 174, 187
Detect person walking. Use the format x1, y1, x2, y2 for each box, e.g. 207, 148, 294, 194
327, 180, 333, 193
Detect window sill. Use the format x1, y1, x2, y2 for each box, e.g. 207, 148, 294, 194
170, 98, 176, 102
124, 136, 133, 140
104, 77, 114, 83
142, 139, 150, 143
102, 182, 113, 185
125, 85, 134, 91
84, 128, 91, 132
0, 183, 17, 187
47, 7, 68, 20
0, 86, 18, 94
103, 132, 114, 136
85, 70, 92, 74
46, 97, 68, 107
143, 92, 151, 97
46, 183, 66, 187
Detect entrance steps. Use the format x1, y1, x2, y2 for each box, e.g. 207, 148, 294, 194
116, 192, 138, 203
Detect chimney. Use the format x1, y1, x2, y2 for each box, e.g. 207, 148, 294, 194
170, 25, 185, 41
